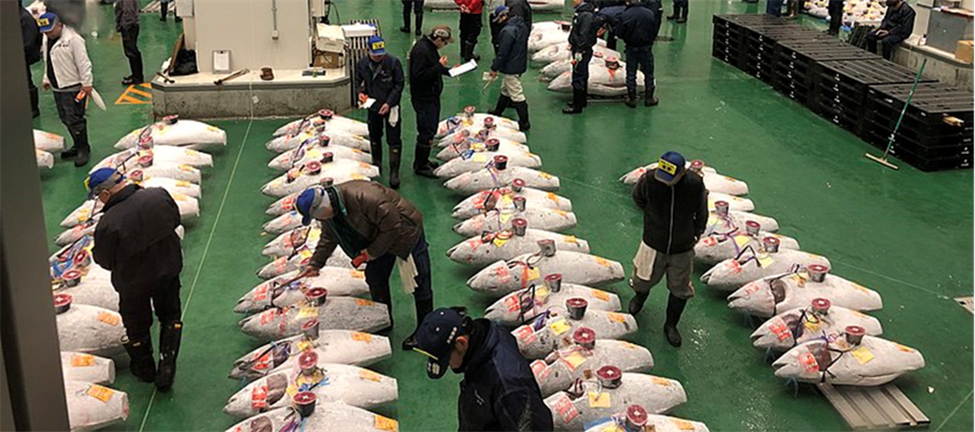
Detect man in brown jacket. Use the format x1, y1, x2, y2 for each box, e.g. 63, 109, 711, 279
294, 180, 434, 350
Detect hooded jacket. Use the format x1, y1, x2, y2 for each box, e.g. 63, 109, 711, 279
309, 180, 424, 267
492, 15, 528, 75
458, 319, 554, 432
568, 1, 598, 51
632, 169, 709, 254
92, 185, 183, 292
617, 1, 657, 48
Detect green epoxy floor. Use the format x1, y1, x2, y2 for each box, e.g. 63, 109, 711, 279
35, 1, 973, 431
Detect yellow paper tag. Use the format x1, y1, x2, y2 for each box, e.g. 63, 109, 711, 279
351, 332, 372, 343
296, 340, 314, 352
549, 319, 571, 335
359, 369, 383, 382
601, 424, 624, 432
176, 180, 191, 188
298, 306, 318, 319
587, 391, 611, 408
894, 343, 915, 353
651, 376, 673, 387
97, 312, 120, 326
594, 257, 611, 268
757, 255, 774, 268
299, 249, 313, 259
851, 346, 875, 364
526, 267, 541, 282
355, 298, 375, 306
350, 270, 366, 279
563, 235, 578, 244
375, 415, 398, 432
734, 235, 752, 248
672, 419, 696, 431
804, 317, 822, 332
563, 351, 587, 370
608, 312, 627, 323
539, 171, 553, 180
591, 290, 610, 302
71, 354, 96, 367
473, 153, 489, 163
286, 384, 298, 398
86, 385, 114, 403
621, 341, 640, 350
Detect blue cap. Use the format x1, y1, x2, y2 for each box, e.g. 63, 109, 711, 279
37, 12, 58, 33
295, 187, 331, 226
654, 151, 686, 184
492, 5, 509, 22
414, 308, 467, 379
368, 36, 386, 55
85, 168, 125, 198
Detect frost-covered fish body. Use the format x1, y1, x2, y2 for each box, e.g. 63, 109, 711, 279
546, 372, 686, 430
261, 159, 374, 198
447, 228, 589, 267
727, 267, 884, 318
37, 150, 54, 169
434, 151, 542, 178
235, 267, 369, 314
484, 282, 619, 326
751, 302, 883, 351
453, 207, 577, 236
257, 247, 354, 279
531, 339, 653, 396
55, 299, 125, 357
773, 335, 924, 386
64, 380, 129, 432
584, 413, 710, 432
266, 127, 372, 153
268, 140, 372, 170
224, 403, 397, 432
436, 134, 531, 161
444, 165, 560, 194
114, 117, 226, 150
61, 352, 115, 385
701, 247, 831, 292
230, 330, 392, 380
239, 298, 391, 341
512, 309, 638, 360
453, 186, 573, 220
469, 250, 625, 297
436, 108, 521, 138
34, 129, 66, 153
274, 109, 369, 138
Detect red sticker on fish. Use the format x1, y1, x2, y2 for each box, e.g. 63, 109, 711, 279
553, 394, 579, 424
251, 384, 268, 410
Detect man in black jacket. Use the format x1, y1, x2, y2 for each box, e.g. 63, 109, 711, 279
629, 151, 707, 347
866, 0, 915, 60
563, 0, 598, 115
487, 6, 530, 131
21, 5, 42, 118
415, 307, 554, 431
357, 36, 406, 188
88, 168, 184, 390
827, 0, 843, 35
409, 26, 453, 178
401, 0, 425, 36
492, 0, 533, 51
618, 0, 659, 108
115, 0, 143, 85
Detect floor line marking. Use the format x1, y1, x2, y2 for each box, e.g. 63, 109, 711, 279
830, 260, 947, 298
137, 119, 253, 432
934, 389, 973, 432
558, 175, 631, 200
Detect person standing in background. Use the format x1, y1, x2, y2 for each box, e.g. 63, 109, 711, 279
667, 0, 687, 23
408, 26, 453, 178
401, 0, 425, 36
492, 0, 533, 51
766, 0, 784, 17
562, 0, 597, 115
39, 12, 92, 166
487, 6, 530, 130
827, 0, 844, 36
455, 0, 483, 62
618, 0, 659, 108
115, 0, 143, 85
21, 4, 42, 118
159, 0, 181, 22
356, 36, 406, 189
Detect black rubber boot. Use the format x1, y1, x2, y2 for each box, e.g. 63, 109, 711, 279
489, 95, 511, 116
666, 13, 678, 20
625, 89, 637, 108
29, 87, 40, 118
62, 146, 79, 159
389, 146, 402, 189
155, 321, 182, 391
628, 276, 652, 315
403, 297, 434, 351
645, 87, 659, 106
75, 145, 90, 167
371, 142, 383, 175
512, 100, 531, 131
401, 6, 411, 33
415, 14, 423, 36
122, 335, 156, 382
413, 144, 438, 178
664, 294, 688, 347
562, 90, 584, 114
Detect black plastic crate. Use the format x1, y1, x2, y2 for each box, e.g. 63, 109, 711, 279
866, 82, 973, 128
810, 97, 866, 134
886, 144, 972, 172
862, 115, 973, 149
815, 59, 936, 93
863, 126, 973, 159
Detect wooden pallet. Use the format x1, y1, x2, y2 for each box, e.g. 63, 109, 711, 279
818, 383, 930, 430
955, 296, 974, 314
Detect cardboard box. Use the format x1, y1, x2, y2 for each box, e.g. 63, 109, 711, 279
313, 51, 344, 69
956, 40, 974, 64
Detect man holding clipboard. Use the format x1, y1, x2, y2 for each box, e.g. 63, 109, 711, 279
356, 36, 406, 189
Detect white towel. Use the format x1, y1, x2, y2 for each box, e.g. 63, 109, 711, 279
632, 241, 657, 281
388, 106, 400, 128
397, 254, 418, 295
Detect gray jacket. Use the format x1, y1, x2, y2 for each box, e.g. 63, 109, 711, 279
115, 0, 140, 31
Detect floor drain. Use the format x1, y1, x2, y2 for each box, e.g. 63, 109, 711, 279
955, 296, 974, 314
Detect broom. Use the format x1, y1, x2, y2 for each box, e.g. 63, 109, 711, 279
865, 58, 928, 170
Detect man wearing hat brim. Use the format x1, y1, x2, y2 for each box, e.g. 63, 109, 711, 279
486, 5, 531, 131
356, 35, 405, 188
562, 0, 598, 115
293, 180, 434, 351
87, 168, 185, 391
414, 307, 554, 431
38, 12, 94, 166
408, 25, 454, 179
629, 151, 708, 347
455, 0, 484, 62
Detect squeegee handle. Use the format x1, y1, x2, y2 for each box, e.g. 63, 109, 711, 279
882, 58, 927, 157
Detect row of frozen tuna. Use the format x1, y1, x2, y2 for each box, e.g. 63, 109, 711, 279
525, 22, 640, 97
433, 108, 709, 431
34, 129, 65, 169
225, 110, 401, 432
618, 160, 925, 387
47, 116, 227, 431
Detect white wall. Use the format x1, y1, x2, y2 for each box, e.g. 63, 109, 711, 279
193, 0, 311, 73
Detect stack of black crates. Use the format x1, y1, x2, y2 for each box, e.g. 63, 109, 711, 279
712, 14, 973, 171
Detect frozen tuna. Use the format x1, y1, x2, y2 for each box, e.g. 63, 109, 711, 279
239, 298, 391, 341
434, 151, 542, 178
621, 161, 750, 196
701, 245, 831, 292
531, 336, 652, 396
225, 360, 397, 417
114, 116, 226, 150
261, 159, 374, 198
235, 267, 369, 314
727, 266, 884, 318
55, 295, 125, 357
468, 245, 625, 296
437, 121, 527, 145
268, 138, 373, 170
454, 207, 577, 236
485, 281, 620, 326
61, 352, 115, 385
512, 307, 638, 360
274, 109, 370, 138
230, 330, 391, 380
695, 220, 798, 265
436, 107, 522, 138
530, 28, 607, 52
444, 164, 560, 194
584, 410, 710, 432
772, 335, 924, 386
546, 371, 686, 430
751, 300, 883, 351
436, 132, 532, 161
266, 126, 372, 153
34, 129, 66, 153
532, 43, 620, 65
262, 211, 308, 236
262, 224, 321, 257
548, 58, 641, 97
36, 150, 54, 169
453, 186, 573, 220
64, 380, 129, 432
224, 403, 397, 432
61, 192, 199, 229
447, 228, 589, 267
257, 247, 355, 279
89, 148, 202, 183
52, 264, 120, 311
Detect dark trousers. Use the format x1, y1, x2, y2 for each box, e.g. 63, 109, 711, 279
364, 234, 434, 320
367, 109, 403, 150
53, 88, 90, 151
605, 30, 618, 51
160, 0, 169, 20
459, 13, 482, 45
827, 0, 843, 34
27, 63, 39, 116
571, 49, 593, 92
625, 46, 655, 93
412, 96, 440, 147
121, 25, 144, 80
866, 32, 904, 60
766, 0, 783, 16
402, 0, 424, 29
118, 275, 182, 341
673, 0, 688, 18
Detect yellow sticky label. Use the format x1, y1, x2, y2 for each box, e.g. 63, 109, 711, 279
179, 164, 194, 172
591, 290, 610, 302
546, 193, 560, 204
734, 235, 752, 248
672, 419, 696, 431
176, 180, 191, 188
894, 343, 915, 353
539, 171, 553, 180
350, 270, 366, 279
298, 306, 318, 319
97, 312, 120, 326
299, 249, 313, 259
526, 267, 541, 282
587, 391, 611, 408
563, 351, 587, 370
608, 312, 627, 323
554, 210, 568, 217
757, 255, 774, 268
359, 369, 383, 382
71, 354, 96, 367
601, 425, 624, 432
621, 341, 640, 350
374, 415, 398, 431
851, 283, 869, 293
355, 298, 375, 306
86, 385, 114, 402
549, 319, 571, 335
296, 340, 314, 352
351, 332, 372, 343
473, 153, 489, 163
594, 257, 611, 268
563, 235, 578, 244
286, 384, 298, 397
851, 346, 875, 365
804, 317, 822, 332
651, 376, 674, 387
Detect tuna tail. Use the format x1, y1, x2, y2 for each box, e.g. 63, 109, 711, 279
700, 267, 715, 283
